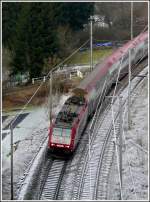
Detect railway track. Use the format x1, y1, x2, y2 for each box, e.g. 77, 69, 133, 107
71, 104, 112, 200
93, 68, 148, 200
91, 105, 120, 200
70, 100, 119, 200
39, 62, 148, 200
39, 158, 68, 200
17, 58, 147, 200
66, 64, 148, 200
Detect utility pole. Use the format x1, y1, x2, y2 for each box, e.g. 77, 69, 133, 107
90, 16, 93, 72
131, 1, 133, 40
49, 72, 53, 125
10, 123, 14, 200
89, 15, 94, 194
119, 96, 123, 189
107, 95, 123, 199
128, 49, 131, 130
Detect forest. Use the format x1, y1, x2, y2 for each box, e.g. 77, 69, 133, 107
2, 2, 148, 80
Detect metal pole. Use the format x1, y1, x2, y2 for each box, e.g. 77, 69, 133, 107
128, 49, 131, 130
10, 123, 13, 200
131, 1, 133, 40
49, 73, 53, 125
119, 96, 123, 189
89, 15, 93, 193
89, 127, 91, 199
90, 16, 93, 72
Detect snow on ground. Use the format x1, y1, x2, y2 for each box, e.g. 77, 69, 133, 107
2, 66, 148, 200
107, 75, 148, 200
2, 93, 70, 200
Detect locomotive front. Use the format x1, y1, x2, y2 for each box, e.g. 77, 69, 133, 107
49, 126, 75, 154
48, 96, 86, 156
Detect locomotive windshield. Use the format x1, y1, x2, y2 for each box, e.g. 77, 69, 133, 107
53, 128, 71, 137
52, 127, 71, 144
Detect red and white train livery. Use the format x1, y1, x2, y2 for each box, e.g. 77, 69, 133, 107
48, 31, 148, 154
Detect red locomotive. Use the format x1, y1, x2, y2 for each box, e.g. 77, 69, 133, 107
48, 31, 148, 155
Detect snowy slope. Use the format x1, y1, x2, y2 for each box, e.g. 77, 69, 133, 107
107, 75, 148, 200
2, 94, 70, 200
2, 67, 148, 200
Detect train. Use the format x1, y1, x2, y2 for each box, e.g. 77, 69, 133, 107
48, 31, 148, 155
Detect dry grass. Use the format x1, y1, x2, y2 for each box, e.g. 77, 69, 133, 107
2, 76, 81, 111
3, 48, 112, 111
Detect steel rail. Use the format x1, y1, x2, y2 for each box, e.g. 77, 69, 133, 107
40, 159, 68, 200
75, 59, 148, 200
38, 156, 54, 199
93, 68, 148, 200
17, 57, 147, 200
74, 103, 112, 200
53, 161, 68, 200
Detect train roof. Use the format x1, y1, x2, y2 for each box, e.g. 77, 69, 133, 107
55, 96, 86, 128
72, 31, 148, 94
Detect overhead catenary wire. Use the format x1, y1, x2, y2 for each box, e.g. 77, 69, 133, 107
111, 100, 123, 200
122, 105, 138, 199
113, 67, 147, 199
112, 57, 124, 103
5, 16, 148, 201
122, 71, 148, 198
111, 25, 148, 103
10, 39, 90, 127
90, 25, 148, 199
109, 51, 143, 199
46, 39, 90, 78
89, 77, 108, 133
128, 138, 148, 154
88, 76, 108, 199
89, 78, 110, 146
109, 54, 124, 199
111, 83, 123, 199
87, 32, 147, 197
8, 24, 148, 128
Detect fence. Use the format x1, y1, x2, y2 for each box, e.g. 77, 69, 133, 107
32, 69, 85, 84
2, 64, 91, 92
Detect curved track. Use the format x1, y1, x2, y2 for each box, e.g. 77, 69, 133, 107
63, 62, 148, 200
17, 58, 147, 200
